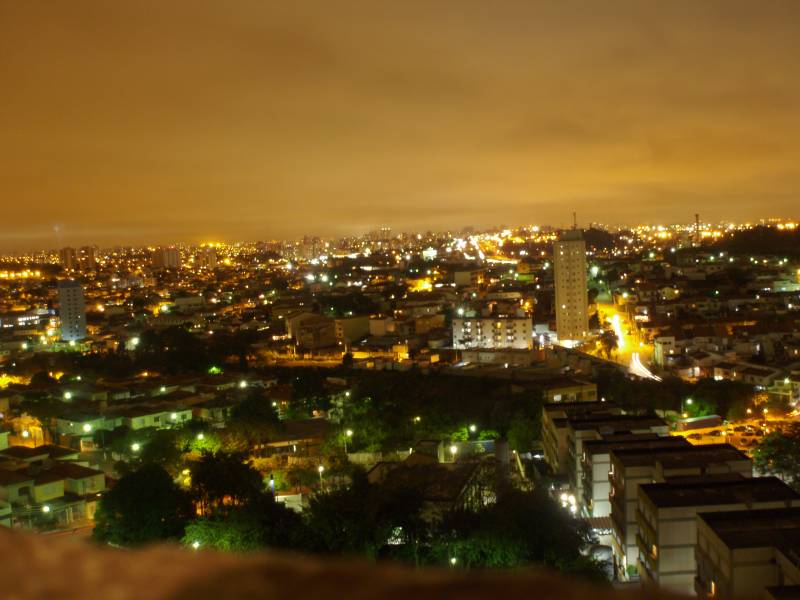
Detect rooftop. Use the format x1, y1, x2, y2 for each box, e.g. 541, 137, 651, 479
699, 507, 800, 549
612, 443, 748, 468
640, 476, 798, 509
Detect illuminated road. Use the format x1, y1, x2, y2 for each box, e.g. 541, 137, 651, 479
597, 304, 660, 380
630, 352, 661, 381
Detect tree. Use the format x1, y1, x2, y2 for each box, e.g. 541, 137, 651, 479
183, 495, 307, 553
190, 452, 265, 515
754, 424, 800, 491
93, 464, 192, 547
304, 470, 424, 560
599, 330, 618, 359
507, 412, 539, 453
30, 371, 57, 386
137, 429, 184, 474
342, 352, 354, 369
225, 389, 282, 451
432, 488, 605, 578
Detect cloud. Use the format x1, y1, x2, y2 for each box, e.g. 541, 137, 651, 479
1, 0, 799, 249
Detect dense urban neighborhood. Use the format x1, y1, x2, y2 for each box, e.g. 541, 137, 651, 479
1, 221, 800, 597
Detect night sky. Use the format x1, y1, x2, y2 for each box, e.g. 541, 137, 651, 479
2, 1, 800, 250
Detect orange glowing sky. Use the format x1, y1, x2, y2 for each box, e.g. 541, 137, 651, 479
2, 1, 800, 250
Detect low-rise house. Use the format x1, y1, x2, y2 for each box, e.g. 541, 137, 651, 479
108, 404, 193, 430
367, 455, 491, 522
0, 445, 80, 467
193, 396, 237, 425
262, 419, 332, 456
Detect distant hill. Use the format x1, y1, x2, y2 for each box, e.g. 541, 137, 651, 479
715, 226, 800, 257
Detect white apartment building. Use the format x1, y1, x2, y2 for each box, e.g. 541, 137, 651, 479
452, 316, 532, 350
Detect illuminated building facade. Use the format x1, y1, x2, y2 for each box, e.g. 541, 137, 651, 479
58, 280, 87, 341
152, 247, 181, 269
554, 229, 588, 344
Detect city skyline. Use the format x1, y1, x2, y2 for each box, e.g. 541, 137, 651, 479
3, 1, 800, 250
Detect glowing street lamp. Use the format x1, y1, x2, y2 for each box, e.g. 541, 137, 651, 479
131, 443, 141, 452
318, 464, 325, 486
468, 424, 477, 434
82, 423, 92, 433
344, 429, 353, 453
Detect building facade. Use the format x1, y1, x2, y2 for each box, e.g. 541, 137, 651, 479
553, 229, 588, 344
452, 316, 533, 350
58, 280, 87, 341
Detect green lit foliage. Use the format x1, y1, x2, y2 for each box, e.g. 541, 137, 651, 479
754, 423, 800, 491
93, 464, 192, 547
507, 411, 539, 453
183, 495, 306, 553
597, 371, 754, 420
432, 488, 603, 578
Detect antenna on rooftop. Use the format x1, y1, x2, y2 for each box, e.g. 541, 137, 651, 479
572, 212, 577, 230
695, 213, 701, 245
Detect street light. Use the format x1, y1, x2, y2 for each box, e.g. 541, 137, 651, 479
131, 443, 141, 452
318, 464, 325, 486
449, 444, 458, 461
469, 424, 477, 434
344, 429, 353, 453
82, 423, 92, 433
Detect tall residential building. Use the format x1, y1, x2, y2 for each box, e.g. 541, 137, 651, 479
59, 247, 78, 271
197, 246, 217, 270
58, 280, 87, 341
152, 247, 181, 269
77, 246, 97, 271
553, 228, 588, 344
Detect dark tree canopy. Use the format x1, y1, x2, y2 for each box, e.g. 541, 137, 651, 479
93, 464, 192, 547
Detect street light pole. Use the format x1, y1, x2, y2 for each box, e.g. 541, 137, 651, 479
343, 429, 353, 454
